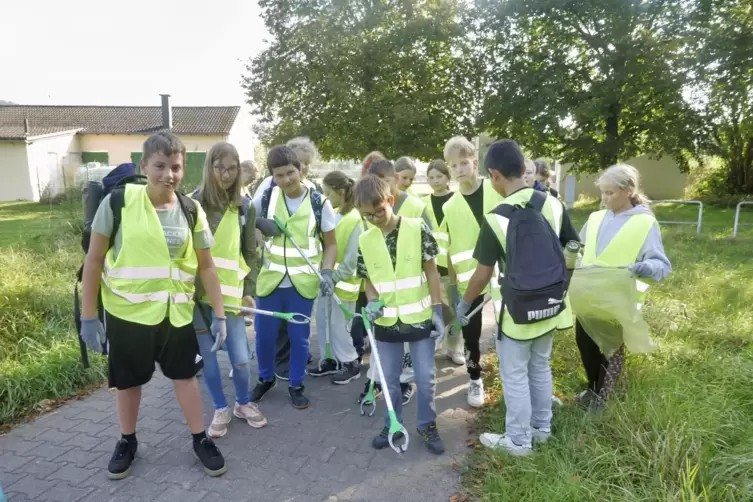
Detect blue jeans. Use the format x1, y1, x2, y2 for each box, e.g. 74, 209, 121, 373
193, 307, 251, 409
256, 287, 314, 388
376, 337, 437, 429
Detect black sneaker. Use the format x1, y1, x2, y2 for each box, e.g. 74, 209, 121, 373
193, 437, 227, 477
418, 422, 445, 455
275, 368, 290, 381
332, 361, 361, 385
357, 379, 382, 404
372, 427, 405, 449
401, 383, 414, 405
289, 385, 309, 409
308, 358, 339, 377
250, 377, 276, 403
107, 438, 137, 480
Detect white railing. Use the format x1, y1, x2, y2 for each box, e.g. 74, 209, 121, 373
733, 201, 753, 238
652, 199, 704, 234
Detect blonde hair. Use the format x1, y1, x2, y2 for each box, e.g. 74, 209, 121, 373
196, 142, 244, 211
394, 156, 416, 173
286, 137, 319, 167
597, 163, 651, 208
443, 136, 475, 161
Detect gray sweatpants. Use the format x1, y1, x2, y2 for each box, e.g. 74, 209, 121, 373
497, 333, 554, 447
315, 295, 358, 363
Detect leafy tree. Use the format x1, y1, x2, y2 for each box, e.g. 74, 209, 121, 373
473, 0, 698, 172
244, 0, 482, 160
690, 0, 753, 194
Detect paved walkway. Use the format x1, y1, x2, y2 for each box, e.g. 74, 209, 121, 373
0, 304, 497, 502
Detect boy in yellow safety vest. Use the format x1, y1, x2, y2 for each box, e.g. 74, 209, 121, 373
457, 139, 580, 456
80, 132, 229, 479
250, 145, 338, 409
359, 159, 433, 405
354, 175, 447, 454
439, 136, 505, 409
576, 163, 671, 407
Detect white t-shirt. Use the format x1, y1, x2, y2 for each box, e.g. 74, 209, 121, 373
253, 187, 336, 288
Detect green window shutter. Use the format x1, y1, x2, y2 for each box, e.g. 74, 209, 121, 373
81, 152, 109, 164
130, 152, 143, 165
183, 152, 206, 192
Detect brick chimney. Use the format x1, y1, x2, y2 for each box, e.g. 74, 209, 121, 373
160, 94, 173, 129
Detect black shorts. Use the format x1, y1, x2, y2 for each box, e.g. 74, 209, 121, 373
105, 311, 202, 390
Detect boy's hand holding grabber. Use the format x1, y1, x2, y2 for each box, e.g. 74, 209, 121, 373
455, 294, 492, 328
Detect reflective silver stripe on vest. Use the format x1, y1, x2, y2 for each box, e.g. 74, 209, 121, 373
456, 269, 475, 283
104, 264, 195, 283
220, 284, 244, 298
265, 186, 320, 259
101, 275, 194, 305
264, 261, 311, 276
213, 257, 248, 281
450, 249, 474, 265
336, 281, 361, 292
382, 295, 432, 318
372, 274, 425, 294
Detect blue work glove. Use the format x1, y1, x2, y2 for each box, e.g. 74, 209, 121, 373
80, 317, 106, 352
320, 269, 335, 297
210, 316, 227, 352
629, 261, 653, 279
256, 217, 281, 237
431, 304, 446, 347
448, 284, 460, 311
365, 300, 384, 324
455, 299, 472, 327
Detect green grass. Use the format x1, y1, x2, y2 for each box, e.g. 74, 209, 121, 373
0, 199, 106, 427
467, 199, 753, 501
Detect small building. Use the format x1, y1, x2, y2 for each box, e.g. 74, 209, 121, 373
0, 95, 253, 201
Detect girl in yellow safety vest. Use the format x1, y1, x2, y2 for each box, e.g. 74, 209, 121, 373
576, 164, 672, 407
191, 142, 268, 439
422, 159, 465, 365
308, 171, 365, 384
355, 175, 446, 454
80, 132, 228, 479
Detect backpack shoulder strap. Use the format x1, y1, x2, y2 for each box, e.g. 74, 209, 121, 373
109, 187, 126, 250
310, 190, 324, 239
176, 192, 198, 230
528, 189, 547, 211
239, 196, 250, 258
261, 187, 272, 218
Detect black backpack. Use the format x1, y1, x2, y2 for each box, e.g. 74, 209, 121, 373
74, 165, 197, 367
497, 190, 567, 327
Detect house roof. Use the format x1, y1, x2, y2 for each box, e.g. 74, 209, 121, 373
0, 105, 240, 139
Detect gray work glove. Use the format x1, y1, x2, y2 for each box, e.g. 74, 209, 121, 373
80, 317, 106, 352
629, 261, 653, 279
256, 217, 281, 237
210, 316, 227, 352
365, 300, 384, 324
455, 299, 472, 327
431, 304, 446, 347
320, 269, 335, 297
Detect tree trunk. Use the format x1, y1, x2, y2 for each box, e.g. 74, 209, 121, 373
602, 101, 620, 168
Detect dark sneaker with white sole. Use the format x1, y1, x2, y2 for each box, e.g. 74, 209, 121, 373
332, 361, 361, 385
289, 385, 309, 409
193, 437, 227, 477
275, 368, 290, 381
250, 377, 276, 403
401, 383, 414, 405
372, 427, 405, 449
418, 422, 445, 454
308, 358, 339, 377
107, 438, 137, 480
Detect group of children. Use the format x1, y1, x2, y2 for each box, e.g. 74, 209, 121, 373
78, 130, 670, 479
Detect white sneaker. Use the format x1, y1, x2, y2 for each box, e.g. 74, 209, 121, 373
233, 402, 268, 429
532, 427, 551, 444
208, 407, 233, 438
467, 378, 485, 408
552, 395, 563, 406
448, 350, 466, 365
479, 433, 533, 456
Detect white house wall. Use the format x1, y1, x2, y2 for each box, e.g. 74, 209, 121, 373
78, 134, 226, 166
0, 142, 32, 201
25, 132, 81, 200
226, 109, 255, 162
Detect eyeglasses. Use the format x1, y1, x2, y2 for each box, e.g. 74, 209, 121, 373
214, 165, 238, 175
361, 207, 387, 221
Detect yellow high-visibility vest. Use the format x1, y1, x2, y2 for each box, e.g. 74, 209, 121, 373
359, 217, 432, 326
101, 184, 198, 327
420, 195, 448, 268
333, 208, 364, 301
202, 205, 250, 313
